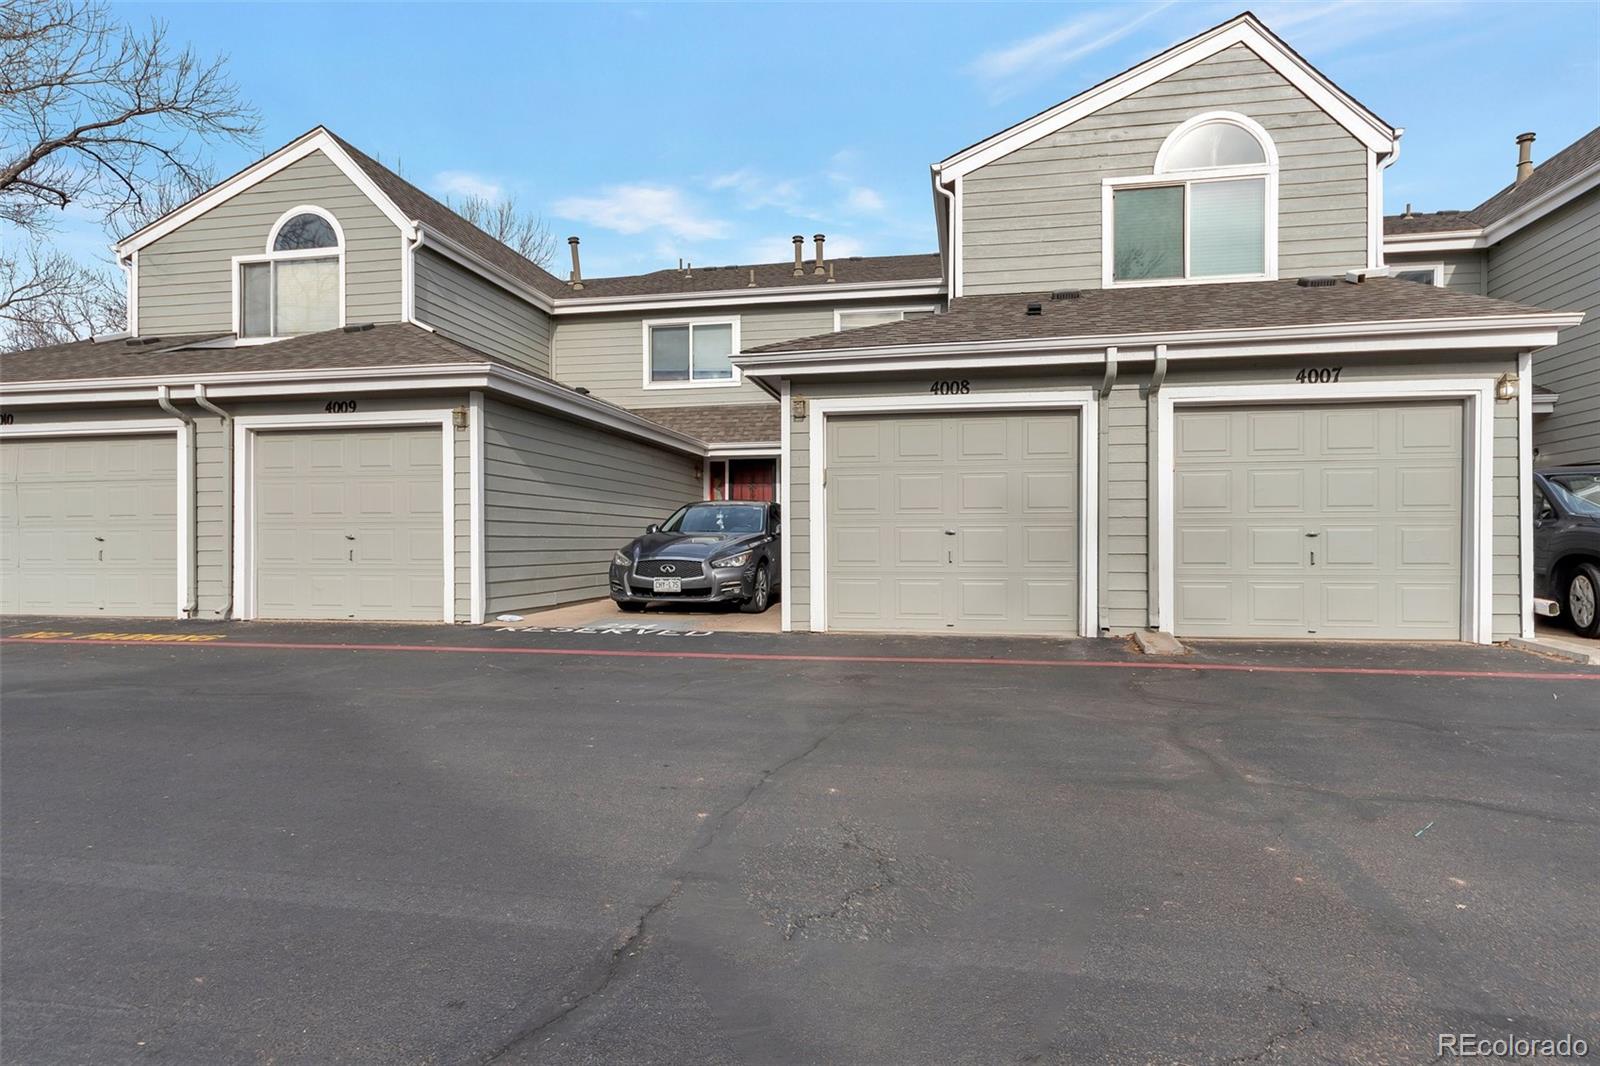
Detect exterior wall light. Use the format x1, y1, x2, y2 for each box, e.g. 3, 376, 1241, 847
1495, 373, 1520, 401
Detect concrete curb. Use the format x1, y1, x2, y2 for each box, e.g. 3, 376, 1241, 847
1132, 630, 1187, 656
1506, 636, 1600, 666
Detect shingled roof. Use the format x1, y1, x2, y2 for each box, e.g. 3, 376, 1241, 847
1384, 125, 1600, 236
0, 324, 492, 384
745, 276, 1571, 356
629, 404, 779, 446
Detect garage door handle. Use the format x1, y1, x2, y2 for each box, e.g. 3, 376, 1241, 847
1305, 532, 1320, 538
345, 534, 356, 540
94, 536, 105, 542
944, 529, 957, 535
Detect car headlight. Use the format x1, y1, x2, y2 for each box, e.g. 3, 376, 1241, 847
612, 550, 631, 567
711, 550, 751, 568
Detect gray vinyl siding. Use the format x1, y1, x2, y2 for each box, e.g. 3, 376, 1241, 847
1487, 190, 1600, 466
481, 398, 701, 614
414, 248, 553, 376
785, 353, 1524, 641
961, 43, 1370, 295
137, 149, 403, 336
1386, 250, 1487, 294
550, 298, 936, 410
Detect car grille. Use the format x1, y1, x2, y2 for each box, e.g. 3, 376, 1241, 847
634, 559, 703, 579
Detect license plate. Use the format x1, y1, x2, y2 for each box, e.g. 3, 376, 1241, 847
652, 578, 682, 593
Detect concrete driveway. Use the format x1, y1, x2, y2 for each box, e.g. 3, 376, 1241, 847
2, 620, 1597, 1065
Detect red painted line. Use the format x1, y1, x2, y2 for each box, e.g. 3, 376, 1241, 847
4, 635, 1599, 682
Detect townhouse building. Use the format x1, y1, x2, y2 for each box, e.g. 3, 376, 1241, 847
1, 12, 1585, 645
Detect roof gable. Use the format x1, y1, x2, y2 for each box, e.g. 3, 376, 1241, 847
935, 11, 1396, 181
113, 128, 415, 255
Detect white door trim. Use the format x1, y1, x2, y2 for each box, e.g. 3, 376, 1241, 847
1155, 378, 1499, 644
805, 389, 1099, 637
231, 409, 457, 622
1516, 351, 1533, 640
0, 418, 189, 618
779, 379, 793, 633
468, 391, 486, 625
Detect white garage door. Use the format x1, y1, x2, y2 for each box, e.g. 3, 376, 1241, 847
1173, 401, 1464, 639
0, 435, 177, 617
253, 427, 444, 621
825, 411, 1079, 635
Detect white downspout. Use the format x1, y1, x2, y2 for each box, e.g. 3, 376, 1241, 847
932, 170, 957, 301
193, 383, 233, 620
1374, 128, 1404, 269
406, 223, 438, 332
157, 385, 198, 618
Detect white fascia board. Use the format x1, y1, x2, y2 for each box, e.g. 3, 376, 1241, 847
0, 361, 708, 456
1384, 231, 1487, 253
935, 16, 1395, 181
414, 226, 557, 313
1481, 162, 1600, 244
114, 129, 416, 255
705, 443, 780, 458
550, 280, 945, 316
734, 314, 1582, 377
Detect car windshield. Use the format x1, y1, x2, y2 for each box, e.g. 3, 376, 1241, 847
1547, 473, 1600, 517
662, 503, 765, 534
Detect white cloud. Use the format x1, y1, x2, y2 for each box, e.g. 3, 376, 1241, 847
708, 168, 813, 215
1239, 0, 1464, 54
845, 187, 885, 213
553, 184, 730, 241
969, 3, 1176, 101
433, 170, 504, 202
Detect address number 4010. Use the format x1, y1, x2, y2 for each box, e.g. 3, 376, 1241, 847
1295, 367, 1343, 384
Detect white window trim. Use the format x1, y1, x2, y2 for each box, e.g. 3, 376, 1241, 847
1390, 263, 1446, 287
230, 409, 456, 622
641, 316, 743, 391
801, 390, 1099, 637
232, 205, 347, 339
1153, 377, 1499, 645
0, 418, 190, 618
832, 305, 942, 332
1103, 113, 1279, 289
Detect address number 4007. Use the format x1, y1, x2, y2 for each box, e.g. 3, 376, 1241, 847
1295, 367, 1343, 384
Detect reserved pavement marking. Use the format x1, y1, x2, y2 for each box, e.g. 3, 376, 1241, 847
4, 634, 1599, 682
11, 630, 227, 643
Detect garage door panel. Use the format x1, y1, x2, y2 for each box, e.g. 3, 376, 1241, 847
1174, 402, 1462, 640
1249, 470, 1304, 511
827, 411, 1078, 636
252, 426, 443, 621
895, 473, 941, 512
958, 472, 1008, 512
1023, 471, 1074, 511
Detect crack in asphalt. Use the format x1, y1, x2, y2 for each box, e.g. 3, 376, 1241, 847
781, 827, 897, 941
1223, 967, 1319, 1064
475, 706, 865, 1063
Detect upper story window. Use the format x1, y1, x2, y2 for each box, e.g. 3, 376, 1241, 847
237, 206, 344, 339
835, 307, 938, 331
644, 317, 740, 388
1104, 112, 1277, 286
1393, 265, 1443, 286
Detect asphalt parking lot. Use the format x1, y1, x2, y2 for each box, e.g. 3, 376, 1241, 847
2, 619, 1597, 1065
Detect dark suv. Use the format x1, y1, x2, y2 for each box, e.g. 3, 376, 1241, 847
1533, 467, 1600, 637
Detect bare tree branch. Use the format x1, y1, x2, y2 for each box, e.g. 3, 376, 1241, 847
0, 0, 254, 349
0, 242, 124, 350
447, 193, 556, 269
1, 0, 259, 238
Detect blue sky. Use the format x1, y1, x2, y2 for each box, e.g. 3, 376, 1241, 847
66, 1, 1600, 277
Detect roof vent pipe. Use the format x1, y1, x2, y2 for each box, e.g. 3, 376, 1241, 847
792, 235, 804, 277
567, 236, 583, 289
1516, 132, 1536, 184
813, 234, 826, 275
1402, 202, 1413, 219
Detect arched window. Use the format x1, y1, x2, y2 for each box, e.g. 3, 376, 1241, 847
1106, 113, 1277, 285
238, 206, 344, 338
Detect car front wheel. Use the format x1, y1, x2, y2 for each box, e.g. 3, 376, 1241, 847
1567, 563, 1600, 638
740, 563, 771, 614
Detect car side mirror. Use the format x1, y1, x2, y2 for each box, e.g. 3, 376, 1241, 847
646, 524, 660, 534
